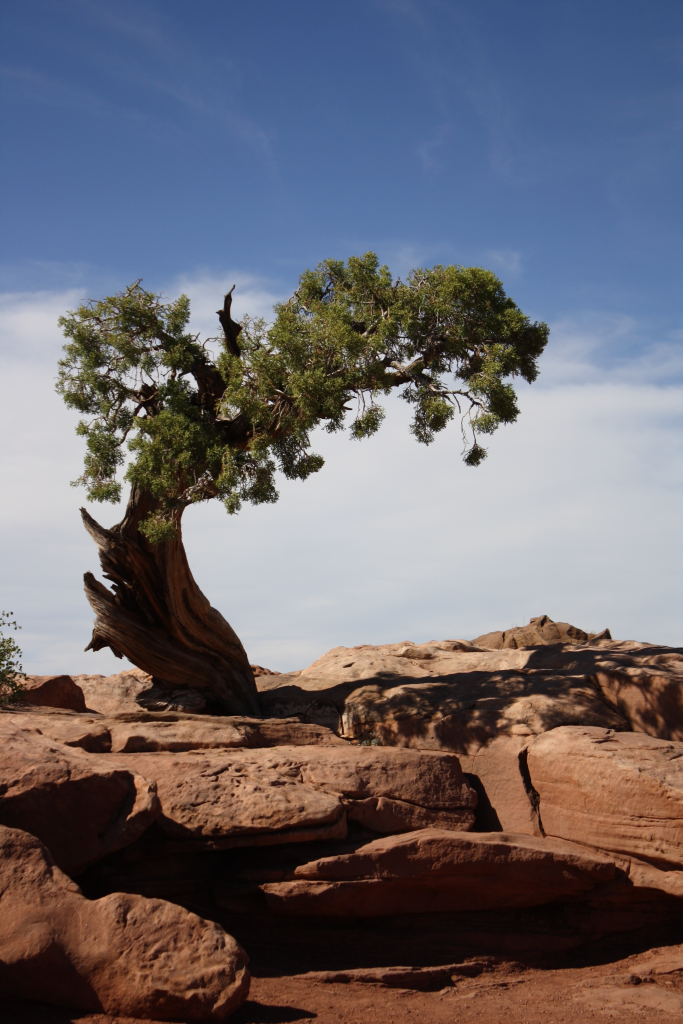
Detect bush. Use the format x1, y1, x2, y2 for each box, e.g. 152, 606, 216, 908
0, 611, 26, 704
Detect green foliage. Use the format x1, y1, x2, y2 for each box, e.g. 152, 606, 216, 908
0, 612, 26, 704
57, 256, 548, 539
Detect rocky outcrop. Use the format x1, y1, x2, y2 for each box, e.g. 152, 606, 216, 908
8, 618, 683, 1020
0, 824, 250, 1019
215, 827, 616, 916
527, 726, 683, 870
257, 621, 683, 833
0, 715, 160, 874
472, 614, 612, 649
19, 674, 87, 712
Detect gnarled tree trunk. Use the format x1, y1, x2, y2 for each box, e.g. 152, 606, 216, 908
81, 486, 261, 717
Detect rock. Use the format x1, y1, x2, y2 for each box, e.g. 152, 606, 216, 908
472, 614, 612, 650
0, 716, 160, 874
593, 658, 683, 741
0, 707, 346, 754
458, 735, 543, 835
73, 669, 209, 716
106, 714, 346, 753
109, 744, 477, 844
251, 664, 281, 678
216, 827, 615, 916
73, 669, 157, 714
113, 749, 348, 845
527, 726, 683, 870
19, 675, 86, 712
257, 627, 683, 834
0, 708, 112, 752
0, 824, 250, 1019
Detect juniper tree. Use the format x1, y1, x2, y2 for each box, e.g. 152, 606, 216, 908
57, 253, 548, 715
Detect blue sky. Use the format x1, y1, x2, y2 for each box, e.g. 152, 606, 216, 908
1, 0, 681, 672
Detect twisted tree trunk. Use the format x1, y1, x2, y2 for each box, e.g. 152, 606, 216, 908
81, 486, 261, 717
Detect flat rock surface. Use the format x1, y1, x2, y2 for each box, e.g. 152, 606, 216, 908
7, 946, 683, 1024
0, 707, 346, 754
0, 825, 250, 1020
527, 726, 683, 869
105, 745, 477, 843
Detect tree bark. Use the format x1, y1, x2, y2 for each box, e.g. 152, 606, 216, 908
80, 486, 261, 717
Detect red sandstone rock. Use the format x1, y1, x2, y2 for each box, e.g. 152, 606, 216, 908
0, 825, 250, 1019
110, 743, 476, 843
0, 717, 160, 874
527, 726, 683, 869
217, 827, 615, 916
0, 707, 346, 754
107, 714, 346, 752
112, 748, 348, 844
19, 675, 86, 712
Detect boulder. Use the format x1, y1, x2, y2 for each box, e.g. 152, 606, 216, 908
110, 744, 477, 844
0, 716, 160, 874
0, 824, 250, 1019
19, 675, 86, 712
527, 726, 683, 870
215, 827, 615, 916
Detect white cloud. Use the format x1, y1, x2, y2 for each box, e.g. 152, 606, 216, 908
0, 281, 681, 678
487, 250, 522, 277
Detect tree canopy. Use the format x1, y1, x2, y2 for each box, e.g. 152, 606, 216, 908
57, 253, 548, 543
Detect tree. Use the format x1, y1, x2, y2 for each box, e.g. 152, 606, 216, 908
0, 611, 26, 704
57, 253, 548, 716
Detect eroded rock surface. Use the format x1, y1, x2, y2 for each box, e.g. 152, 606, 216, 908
0, 825, 250, 1020
105, 744, 477, 844
0, 716, 160, 874
527, 726, 683, 870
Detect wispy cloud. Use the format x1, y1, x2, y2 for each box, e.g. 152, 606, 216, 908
487, 250, 522, 277
417, 123, 453, 171
1, 0, 277, 168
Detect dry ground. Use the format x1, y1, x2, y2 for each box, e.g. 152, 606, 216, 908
4, 949, 683, 1024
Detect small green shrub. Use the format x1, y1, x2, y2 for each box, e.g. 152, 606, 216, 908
0, 611, 26, 704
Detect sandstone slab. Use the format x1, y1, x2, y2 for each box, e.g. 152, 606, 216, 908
19, 675, 86, 712
0, 716, 160, 874
527, 726, 683, 870
217, 827, 615, 916
110, 743, 477, 843
0, 707, 345, 755
0, 824, 249, 1019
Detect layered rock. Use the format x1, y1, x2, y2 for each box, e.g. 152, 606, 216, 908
215, 827, 616, 917
105, 744, 477, 844
0, 824, 250, 1019
0, 715, 160, 874
0, 706, 345, 754
527, 726, 683, 870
